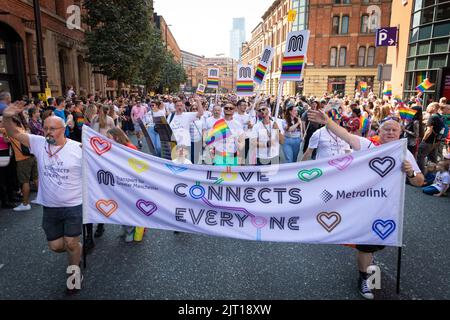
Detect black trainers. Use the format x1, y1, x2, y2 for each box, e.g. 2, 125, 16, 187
94, 224, 105, 238
358, 276, 375, 300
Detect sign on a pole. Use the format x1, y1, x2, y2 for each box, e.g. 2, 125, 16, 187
280, 30, 310, 82
236, 64, 254, 96
376, 27, 398, 47
254, 46, 274, 85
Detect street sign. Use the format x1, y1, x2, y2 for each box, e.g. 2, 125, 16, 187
376, 27, 398, 47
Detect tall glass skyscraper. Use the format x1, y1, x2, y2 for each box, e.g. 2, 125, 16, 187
230, 17, 246, 60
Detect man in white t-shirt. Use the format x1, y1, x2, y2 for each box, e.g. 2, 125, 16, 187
2, 102, 83, 290
302, 108, 351, 161
251, 105, 285, 166
308, 109, 424, 300
208, 102, 245, 166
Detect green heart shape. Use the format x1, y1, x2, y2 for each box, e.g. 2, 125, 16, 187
298, 168, 323, 182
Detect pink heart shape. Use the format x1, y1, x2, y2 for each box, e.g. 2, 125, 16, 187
328, 155, 353, 171
90, 137, 112, 156
136, 200, 157, 217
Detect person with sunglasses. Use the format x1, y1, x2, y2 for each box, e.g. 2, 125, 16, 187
2, 101, 84, 291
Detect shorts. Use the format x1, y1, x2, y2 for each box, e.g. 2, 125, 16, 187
355, 245, 385, 253
133, 123, 143, 133
16, 156, 38, 185
42, 205, 83, 241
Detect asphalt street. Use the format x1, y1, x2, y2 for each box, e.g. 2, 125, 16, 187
1, 139, 450, 300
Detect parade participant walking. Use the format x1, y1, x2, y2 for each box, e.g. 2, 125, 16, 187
283, 105, 303, 163
308, 109, 424, 300
302, 107, 351, 161
252, 104, 284, 166
53, 97, 70, 138
131, 100, 149, 149
2, 102, 83, 289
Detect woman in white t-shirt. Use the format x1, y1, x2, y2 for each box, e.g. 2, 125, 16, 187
422, 160, 449, 196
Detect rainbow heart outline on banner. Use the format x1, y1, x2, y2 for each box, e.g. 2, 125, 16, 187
317, 212, 342, 233
328, 155, 353, 171
369, 157, 396, 178
96, 200, 118, 218
90, 137, 112, 156
136, 199, 158, 217
128, 158, 149, 174
372, 219, 396, 240
298, 168, 323, 182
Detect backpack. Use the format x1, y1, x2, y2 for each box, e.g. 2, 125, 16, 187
435, 114, 448, 141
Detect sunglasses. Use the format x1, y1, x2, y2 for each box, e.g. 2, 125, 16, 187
224, 107, 234, 110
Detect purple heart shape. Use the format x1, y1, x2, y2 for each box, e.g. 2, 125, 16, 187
328, 155, 353, 171
372, 219, 396, 240
136, 200, 157, 217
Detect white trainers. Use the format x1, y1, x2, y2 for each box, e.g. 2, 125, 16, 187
13, 203, 31, 211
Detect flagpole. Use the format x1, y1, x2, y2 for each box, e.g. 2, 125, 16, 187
396, 246, 402, 294
274, 80, 284, 119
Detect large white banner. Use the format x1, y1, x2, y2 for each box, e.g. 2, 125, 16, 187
83, 126, 406, 246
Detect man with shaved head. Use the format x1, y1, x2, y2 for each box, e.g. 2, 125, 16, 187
308, 110, 424, 300
2, 101, 83, 291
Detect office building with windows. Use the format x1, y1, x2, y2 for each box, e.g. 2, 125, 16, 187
230, 18, 246, 60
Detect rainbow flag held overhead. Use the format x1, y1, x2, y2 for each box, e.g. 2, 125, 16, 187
383, 83, 392, 97
398, 106, 417, 121
416, 78, 434, 92
206, 119, 231, 146
207, 78, 219, 89
280, 55, 304, 81
359, 116, 370, 133
236, 80, 254, 96
360, 82, 368, 92
254, 64, 268, 85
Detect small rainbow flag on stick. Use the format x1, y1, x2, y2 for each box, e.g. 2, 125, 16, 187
398, 106, 417, 121
206, 119, 231, 146
359, 116, 370, 133
207, 78, 219, 88
280, 55, 304, 81
416, 78, 434, 92
383, 83, 392, 97
360, 82, 368, 92
254, 64, 267, 85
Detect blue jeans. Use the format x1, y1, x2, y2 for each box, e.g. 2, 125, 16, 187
423, 185, 439, 195
283, 136, 302, 163
147, 126, 161, 157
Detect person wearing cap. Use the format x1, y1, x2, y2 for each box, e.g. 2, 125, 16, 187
307, 107, 424, 300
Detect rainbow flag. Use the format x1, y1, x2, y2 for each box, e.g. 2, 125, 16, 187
360, 82, 367, 92
398, 106, 417, 121
383, 83, 392, 97
359, 116, 370, 133
280, 55, 304, 81
236, 80, 254, 96
206, 119, 231, 146
207, 78, 219, 89
416, 78, 434, 92
254, 64, 267, 85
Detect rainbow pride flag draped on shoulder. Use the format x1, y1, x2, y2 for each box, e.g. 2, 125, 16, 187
206, 119, 231, 146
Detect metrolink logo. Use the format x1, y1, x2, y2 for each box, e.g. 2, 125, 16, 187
336, 187, 388, 200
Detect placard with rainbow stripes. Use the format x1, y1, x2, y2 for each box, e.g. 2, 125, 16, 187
207, 68, 220, 89
254, 46, 274, 85
280, 30, 310, 82
196, 84, 206, 95
236, 64, 254, 96
383, 82, 392, 97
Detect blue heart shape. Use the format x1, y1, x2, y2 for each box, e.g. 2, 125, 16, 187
372, 219, 396, 240
165, 164, 188, 174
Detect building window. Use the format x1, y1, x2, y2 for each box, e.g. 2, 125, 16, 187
361, 15, 369, 33
330, 47, 338, 66
341, 16, 349, 34
339, 47, 347, 66
332, 16, 340, 34
367, 46, 375, 66
358, 47, 366, 66
334, 0, 350, 4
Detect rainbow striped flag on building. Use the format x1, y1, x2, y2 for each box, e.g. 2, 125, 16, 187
398, 106, 417, 121
416, 78, 434, 92
205, 119, 231, 146
254, 64, 267, 85
236, 80, 254, 96
280, 55, 304, 81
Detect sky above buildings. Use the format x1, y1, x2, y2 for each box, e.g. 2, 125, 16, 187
154, 0, 274, 58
